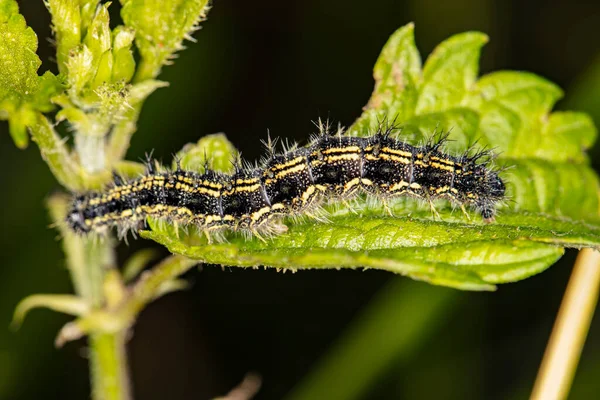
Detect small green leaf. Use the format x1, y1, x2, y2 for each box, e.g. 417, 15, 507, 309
33, 72, 65, 112
122, 249, 160, 282
114, 160, 147, 178
12, 294, 90, 330
128, 79, 169, 106
84, 5, 115, 88
6, 108, 32, 148
112, 26, 136, 82
140, 24, 600, 290
121, 0, 211, 81
152, 279, 190, 301
0, 0, 63, 148
173, 133, 238, 172
83, 3, 111, 61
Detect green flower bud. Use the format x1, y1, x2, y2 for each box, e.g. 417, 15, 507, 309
45, 0, 82, 73
112, 25, 135, 51
112, 48, 135, 83
92, 50, 114, 88
112, 26, 136, 82
84, 3, 111, 61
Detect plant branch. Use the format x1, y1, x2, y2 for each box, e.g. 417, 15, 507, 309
530, 248, 600, 400
55, 255, 198, 345
107, 105, 141, 163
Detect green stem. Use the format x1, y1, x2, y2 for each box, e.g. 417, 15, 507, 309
75, 236, 131, 400
90, 332, 132, 400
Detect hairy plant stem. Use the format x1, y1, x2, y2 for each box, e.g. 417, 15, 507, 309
530, 248, 600, 400
69, 231, 130, 400
90, 332, 132, 400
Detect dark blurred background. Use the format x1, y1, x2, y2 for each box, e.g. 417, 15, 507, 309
3, 0, 600, 399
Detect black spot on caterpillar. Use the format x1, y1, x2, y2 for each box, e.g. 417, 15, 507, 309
66, 123, 506, 241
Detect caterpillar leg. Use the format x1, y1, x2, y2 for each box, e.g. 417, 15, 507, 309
459, 203, 472, 221
342, 199, 359, 215
425, 193, 441, 221
251, 229, 268, 243
382, 198, 394, 217
304, 209, 330, 224
203, 230, 213, 244
173, 221, 181, 239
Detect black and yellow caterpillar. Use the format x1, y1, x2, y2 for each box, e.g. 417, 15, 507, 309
66, 125, 505, 240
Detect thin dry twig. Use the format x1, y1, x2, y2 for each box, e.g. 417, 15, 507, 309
213, 372, 262, 400
530, 248, 600, 400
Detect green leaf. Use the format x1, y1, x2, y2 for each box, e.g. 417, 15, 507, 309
0, 0, 63, 148
120, 0, 211, 81
140, 24, 600, 290
144, 208, 600, 290
0, 1, 38, 98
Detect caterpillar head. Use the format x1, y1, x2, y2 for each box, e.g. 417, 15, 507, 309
66, 196, 92, 234
471, 166, 505, 221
